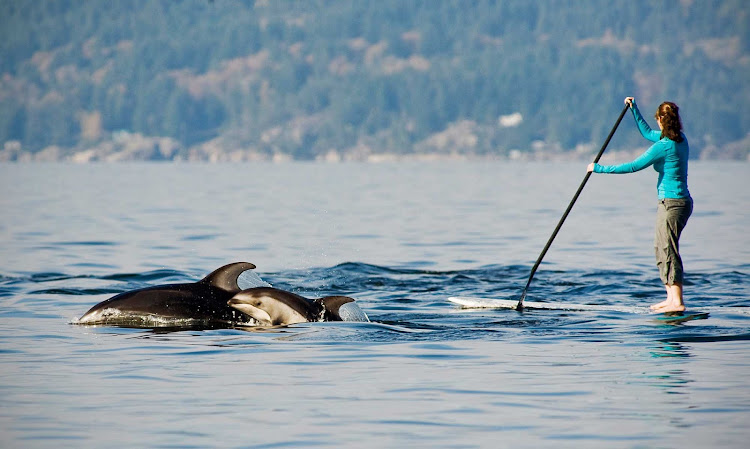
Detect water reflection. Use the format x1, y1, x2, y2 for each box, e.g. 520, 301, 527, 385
643, 341, 694, 401
649, 341, 691, 359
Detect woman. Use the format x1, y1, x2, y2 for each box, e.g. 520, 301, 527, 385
587, 97, 692, 313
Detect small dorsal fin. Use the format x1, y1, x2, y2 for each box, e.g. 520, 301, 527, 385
317, 296, 367, 322
317, 296, 355, 319
200, 262, 256, 292
318, 295, 355, 310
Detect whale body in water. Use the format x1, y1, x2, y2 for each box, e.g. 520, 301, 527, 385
76, 262, 368, 328
228, 287, 369, 326
76, 262, 258, 327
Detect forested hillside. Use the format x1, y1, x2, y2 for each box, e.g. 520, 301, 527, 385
1, 0, 748, 161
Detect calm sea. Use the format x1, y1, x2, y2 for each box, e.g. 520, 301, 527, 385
1, 161, 748, 448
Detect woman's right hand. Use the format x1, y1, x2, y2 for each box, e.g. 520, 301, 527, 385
624, 97, 634, 108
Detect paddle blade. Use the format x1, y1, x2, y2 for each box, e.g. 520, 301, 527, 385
515, 290, 526, 311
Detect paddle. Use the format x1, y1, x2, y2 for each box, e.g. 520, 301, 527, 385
515, 103, 630, 311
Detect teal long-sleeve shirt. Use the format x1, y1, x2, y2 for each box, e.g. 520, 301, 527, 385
593, 101, 691, 200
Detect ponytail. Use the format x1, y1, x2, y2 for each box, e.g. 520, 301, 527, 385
655, 102, 683, 142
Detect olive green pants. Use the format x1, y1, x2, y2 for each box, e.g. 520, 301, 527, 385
654, 198, 693, 285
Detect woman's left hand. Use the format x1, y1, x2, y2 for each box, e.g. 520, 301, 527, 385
587, 163, 595, 173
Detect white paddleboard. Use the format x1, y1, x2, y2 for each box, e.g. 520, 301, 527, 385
448, 296, 650, 314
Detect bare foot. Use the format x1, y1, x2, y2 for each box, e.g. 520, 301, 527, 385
650, 299, 670, 311
652, 302, 686, 313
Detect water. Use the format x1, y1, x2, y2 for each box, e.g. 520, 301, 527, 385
1, 161, 749, 448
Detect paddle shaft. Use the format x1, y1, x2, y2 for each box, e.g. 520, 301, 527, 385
516, 104, 630, 310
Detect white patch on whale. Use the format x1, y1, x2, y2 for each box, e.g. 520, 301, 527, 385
238, 271, 272, 289
336, 302, 369, 322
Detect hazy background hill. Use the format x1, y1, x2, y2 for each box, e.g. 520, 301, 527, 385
1, 0, 748, 162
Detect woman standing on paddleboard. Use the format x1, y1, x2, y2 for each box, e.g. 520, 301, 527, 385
587, 97, 692, 313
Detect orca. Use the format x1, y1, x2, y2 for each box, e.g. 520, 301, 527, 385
228, 287, 370, 326
76, 262, 258, 327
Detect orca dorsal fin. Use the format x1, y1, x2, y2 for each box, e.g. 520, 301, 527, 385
200, 262, 256, 293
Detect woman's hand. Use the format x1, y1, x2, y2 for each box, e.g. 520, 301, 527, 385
624, 96, 634, 108
587, 163, 595, 173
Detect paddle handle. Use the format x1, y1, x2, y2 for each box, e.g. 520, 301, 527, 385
516, 103, 630, 310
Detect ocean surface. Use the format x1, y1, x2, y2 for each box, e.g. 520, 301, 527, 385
1, 161, 748, 448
